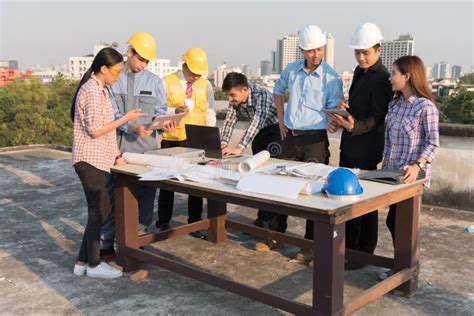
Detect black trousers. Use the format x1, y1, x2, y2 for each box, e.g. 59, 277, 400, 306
157, 139, 203, 226
270, 130, 330, 240
252, 124, 282, 222
340, 155, 379, 254
74, 162, 112, 266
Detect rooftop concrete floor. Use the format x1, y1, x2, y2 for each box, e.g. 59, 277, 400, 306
0, 147, 473, 315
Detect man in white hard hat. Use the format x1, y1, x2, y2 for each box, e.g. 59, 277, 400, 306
155, 47, 215, 239
99, 32, 176, 259
254, 25, 343, 266
327, 22, 392, 270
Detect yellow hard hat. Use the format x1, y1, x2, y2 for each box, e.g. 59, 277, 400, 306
126, 32, 157, 61
182, 47, 208, 75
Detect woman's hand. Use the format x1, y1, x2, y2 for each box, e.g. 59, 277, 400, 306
125, 108, 147, 121
401, 164, 420, 183
114, 157, 127, 166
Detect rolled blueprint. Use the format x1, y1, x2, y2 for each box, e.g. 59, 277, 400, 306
122, 152, 191, 171
238, 150, 270, 173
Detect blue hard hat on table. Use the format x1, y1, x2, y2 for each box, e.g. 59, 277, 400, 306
323, 168, 363, 200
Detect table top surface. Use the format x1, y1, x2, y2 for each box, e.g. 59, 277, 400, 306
112, 163, 424, 216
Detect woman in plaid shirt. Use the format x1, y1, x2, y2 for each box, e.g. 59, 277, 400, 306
383, 55, 439, 247
71, 48, 146, 279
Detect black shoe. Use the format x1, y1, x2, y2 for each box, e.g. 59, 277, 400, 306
344, 259, 366, 270
189, 230, 208, 240
252, 218, 267, 228
155, 223, 170, 232
99, 248, 116, 261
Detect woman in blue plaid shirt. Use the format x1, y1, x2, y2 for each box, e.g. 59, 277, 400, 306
383, 55, 439, 244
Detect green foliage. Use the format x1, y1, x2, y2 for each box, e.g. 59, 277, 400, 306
459, 73, 474, 85
438, 86, 474, 124
214, 88, 227, 101
0, 76, 78, 147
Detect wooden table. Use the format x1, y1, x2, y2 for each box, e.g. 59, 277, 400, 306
112, 164, 423, 315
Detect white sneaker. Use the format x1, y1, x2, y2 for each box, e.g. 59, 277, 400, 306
73, 263, 87, 276
86, 262, 123, 279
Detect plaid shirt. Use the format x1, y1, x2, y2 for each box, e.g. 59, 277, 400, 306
220, 85, 278, 149
72, 75, 120, 172
383, 94, 439, 186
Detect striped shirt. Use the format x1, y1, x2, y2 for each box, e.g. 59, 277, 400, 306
72, 75, 120, 172
220, 85, 279, 149
383, 94, 439, 186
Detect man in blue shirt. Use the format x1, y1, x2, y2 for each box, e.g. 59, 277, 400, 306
99, 32, 174, 259
254, 25, 343, 266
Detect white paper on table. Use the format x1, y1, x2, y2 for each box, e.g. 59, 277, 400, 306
287, 163, 338, 178
238, 150, 270, 173
236, 173, 309, 199
123, 152, 191, 171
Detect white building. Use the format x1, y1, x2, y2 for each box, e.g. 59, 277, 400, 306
451, 65, 463, 80
212, 63, 242, 88
242, 64, 253, 78
324, 33, 335, 68
32, 65, 71, 84
69, 43, 179, 80
381, 35, 415, 72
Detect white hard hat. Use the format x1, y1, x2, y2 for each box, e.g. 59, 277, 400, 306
348, 22, 384, 49
298, 25, 327, 50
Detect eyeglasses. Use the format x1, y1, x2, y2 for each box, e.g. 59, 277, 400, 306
108, 67, 121, 78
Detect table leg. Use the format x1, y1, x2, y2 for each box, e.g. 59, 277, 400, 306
114, 175, 140, 272
393, 195, 421, 297
313, 221, 345, 315
207, 199, 227, 244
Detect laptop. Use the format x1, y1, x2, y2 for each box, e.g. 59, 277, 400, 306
185, 124, 242, 159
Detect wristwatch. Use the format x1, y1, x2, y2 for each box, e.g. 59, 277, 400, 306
415, 161, 425, 170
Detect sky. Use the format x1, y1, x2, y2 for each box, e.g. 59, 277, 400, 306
1, 0, 473, 73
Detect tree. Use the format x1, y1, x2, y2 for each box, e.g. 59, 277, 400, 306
0, 76, 78, 147
459, 73, 474, 85
438, 86, 474, 124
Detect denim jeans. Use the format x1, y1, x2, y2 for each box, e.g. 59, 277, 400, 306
100, 177, 157, 250
74, 162, 112, 266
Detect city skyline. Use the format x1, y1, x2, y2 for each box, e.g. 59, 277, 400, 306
1, 1, 472, 74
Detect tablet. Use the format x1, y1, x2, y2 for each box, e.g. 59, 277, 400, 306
149, 113, 185, 130
322, 108, 351, 118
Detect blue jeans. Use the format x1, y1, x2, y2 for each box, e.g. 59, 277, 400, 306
100, 178, 156, 250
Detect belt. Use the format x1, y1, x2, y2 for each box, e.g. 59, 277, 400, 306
288, 129, 326, 136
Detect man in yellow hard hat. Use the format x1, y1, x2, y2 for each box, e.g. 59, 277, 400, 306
100, 32, 176, 258
155, 47, 215, 239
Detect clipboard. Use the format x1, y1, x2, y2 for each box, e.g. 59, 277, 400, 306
358, 169, 426, 185
322, 108, 350, 118
148, 113, 185, 130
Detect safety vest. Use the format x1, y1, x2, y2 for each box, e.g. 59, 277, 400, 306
163, 72, 208, 141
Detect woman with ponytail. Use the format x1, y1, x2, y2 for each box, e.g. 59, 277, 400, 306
71, 47, 146, 279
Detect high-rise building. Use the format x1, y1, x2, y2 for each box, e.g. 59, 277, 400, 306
381, 35, 415, 72
451, 65, 463, 80
212, 63, 242, 88
280, 34, 303, 72
324, 33, 335, 68
242, 64, 253, 78
260, 60, 272, 76
432, 62, 451, 80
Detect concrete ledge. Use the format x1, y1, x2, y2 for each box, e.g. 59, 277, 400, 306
439, 123, 474, 137
0, 144, 72, 153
